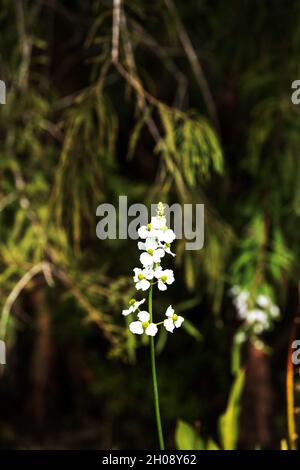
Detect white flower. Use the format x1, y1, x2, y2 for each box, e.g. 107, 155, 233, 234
233, 290, 249, 319
151, 216, 167, 230
235, 290, 249, 306
129, 311, 158, 336
123, 201, 181, 337
256, 295, 270, 308
138, 224, 158, 239
162, 244, 176, 257
160, 228, 176, 244
246, 309, 268, 326
235, 331, 247, 344
230, 285, 241, 297
122, 298, 146, 316
163, 305, 184, 333
253, 323, 265, 335
270, 304, 280, 318
140, 238, 165, 266
231, 285, 279, 336
138, 237, 157, 252
154, 268, 175, 291
133, 267, 154, 291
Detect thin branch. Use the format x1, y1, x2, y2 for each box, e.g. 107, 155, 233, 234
112, 0, 121, 63
15, 0, 32, 90
0, 262, 52, 339
164, 0, 220, 131
0, 192, 17, 213
129, 19, 188, 108
51, 267, 118, 344
0, 260, 119, 345
112, 7, 188, 192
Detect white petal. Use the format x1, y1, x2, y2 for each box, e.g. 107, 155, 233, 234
165, 270, 174, 284
157, 280, 167, 291
140, 252, 153, 266
154, 267, 163, 279
138, 311, 150, 322
156, 230, 165, 242
138, 226, 149, 239
153, 248, 165, 262
141, 279, 150, 290
136, 279, 150, 291
165, 305, 174, 317
145, 237, 158, 250
163, 229, 176, 243
135, 299, 146, 309
270, 305, 280, 318
237, 291, 249, 303
145, 323, 158, 336
129, 321, 143, 335
253, 323, 264, 334
174, 316, 184, 328
144, 268, 155, 280
256, 295, 270, 308
247, 309, 267, 324
138, 241, 146, 251
230, 286, 241, 296
164, 318, 175, 333
165, 247, 175, 257
133, 267, 142, 282
151, 216, 166, 229
122, 309, 131, 316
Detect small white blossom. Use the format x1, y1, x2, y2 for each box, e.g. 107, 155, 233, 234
138, 224, 158, 239
154, 268, 175, 291
230, 285, 280, 335
270, 304, 280, 318
235, 331, 247, 344
256, 295, 270, 308
129, 311, 158, 336
123, 201, 181, 337
140, 238, 165, 266
138, 237, 158, 252
160, 229, 176, 244
229, 286, 240, 297
122, 298, 146, 316
246, 309, 268, 326
163, 306, 184, 333
232, 289, 249, 320
150, 216, 167, 230
161, 243, 176, 257
133, 267, 154, 291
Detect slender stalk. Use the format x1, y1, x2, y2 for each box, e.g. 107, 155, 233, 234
148, 283, 165, 450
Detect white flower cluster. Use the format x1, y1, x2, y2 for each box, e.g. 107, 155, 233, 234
230, 286, 280, 335
122, 202, 184, 336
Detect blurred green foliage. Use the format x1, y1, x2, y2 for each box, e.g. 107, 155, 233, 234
0, 0, 299, 450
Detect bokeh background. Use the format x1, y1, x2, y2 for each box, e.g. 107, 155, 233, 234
0, 0, 300, 450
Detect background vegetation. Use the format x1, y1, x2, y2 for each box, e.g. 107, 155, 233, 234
0, 0, 299, 449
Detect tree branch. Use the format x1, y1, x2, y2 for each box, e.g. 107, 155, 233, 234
112, 0, 121, 63
164, 0, 220, 132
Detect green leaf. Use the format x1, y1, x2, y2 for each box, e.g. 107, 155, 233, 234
182, 319, 203, 342
219, 369, 245, 450
175, 420, 204, 450
206, 438, 220, 450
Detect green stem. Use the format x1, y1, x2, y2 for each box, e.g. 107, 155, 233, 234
148, 283, 165, 450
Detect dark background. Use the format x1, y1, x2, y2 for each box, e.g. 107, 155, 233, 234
0, 0, 299, 449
